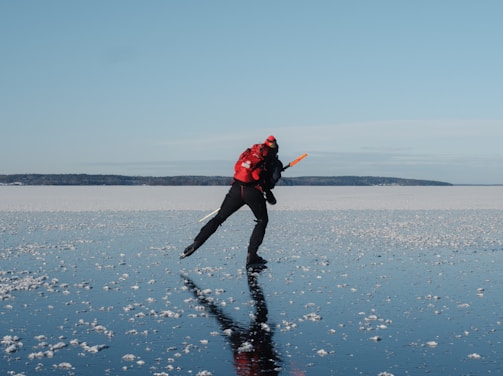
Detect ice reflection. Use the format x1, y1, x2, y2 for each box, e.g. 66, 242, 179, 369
183, 267, 282, 375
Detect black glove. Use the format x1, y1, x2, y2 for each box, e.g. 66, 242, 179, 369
265, 190, 277, 205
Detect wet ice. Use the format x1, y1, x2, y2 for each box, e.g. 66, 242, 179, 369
1, 186, 502, 375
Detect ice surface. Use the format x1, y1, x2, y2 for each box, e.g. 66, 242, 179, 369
1, 187, 502, 375
1, 185, 503, 211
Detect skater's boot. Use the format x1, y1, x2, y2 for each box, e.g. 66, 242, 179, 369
180, 241, 201, 259
246, 251, 268, 267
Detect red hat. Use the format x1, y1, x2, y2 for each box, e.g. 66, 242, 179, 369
264, 135, 277, 148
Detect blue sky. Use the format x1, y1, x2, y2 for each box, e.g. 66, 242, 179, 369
1, 1, 502, 184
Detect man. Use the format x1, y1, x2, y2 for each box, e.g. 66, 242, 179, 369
181, 135, 282, 267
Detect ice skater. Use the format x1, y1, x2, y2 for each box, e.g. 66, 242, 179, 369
181, 135, 283, 267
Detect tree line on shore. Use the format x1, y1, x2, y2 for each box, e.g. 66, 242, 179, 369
0, 174, 452, 186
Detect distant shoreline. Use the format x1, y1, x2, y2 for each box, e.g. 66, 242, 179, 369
0, 174, 454, 186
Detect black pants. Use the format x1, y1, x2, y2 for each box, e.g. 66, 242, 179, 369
194, 182, 268, 255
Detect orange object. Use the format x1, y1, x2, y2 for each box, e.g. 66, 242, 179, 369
289, 153, 307, 167
283, 153, 308, 171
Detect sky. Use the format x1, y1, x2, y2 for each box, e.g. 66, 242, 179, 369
1, 1, 502, 184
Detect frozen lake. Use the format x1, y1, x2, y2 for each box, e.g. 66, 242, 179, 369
1, 186, 502, 375
2, 185, 503, 211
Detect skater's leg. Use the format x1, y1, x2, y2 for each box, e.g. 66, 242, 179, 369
244, 187, 269, 265
181, 184, 243, 259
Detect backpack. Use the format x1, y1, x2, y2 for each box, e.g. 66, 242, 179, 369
233, 144, 265, 183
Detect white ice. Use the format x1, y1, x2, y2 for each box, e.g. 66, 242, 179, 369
1, 185, 503, 211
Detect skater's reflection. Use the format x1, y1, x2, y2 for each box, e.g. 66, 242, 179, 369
183, 267, 281, 375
